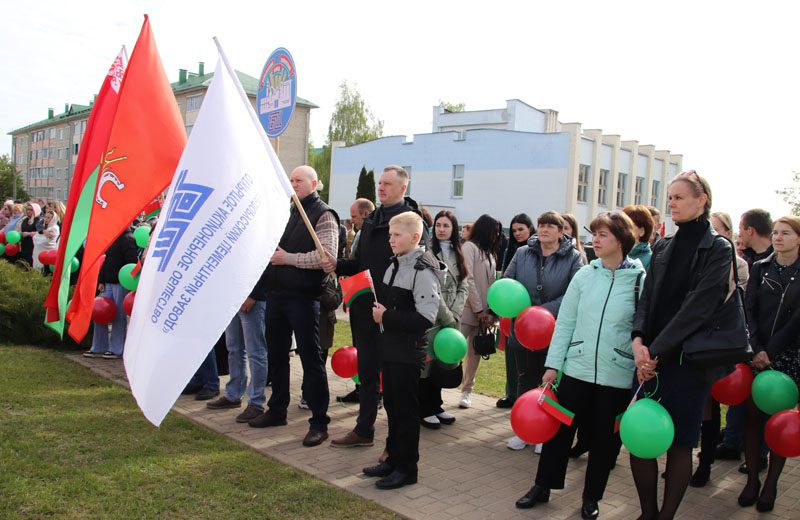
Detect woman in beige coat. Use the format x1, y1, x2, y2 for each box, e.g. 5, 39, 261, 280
458, 215, 499, 408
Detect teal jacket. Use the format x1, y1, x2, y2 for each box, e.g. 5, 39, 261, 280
629, 241, 652, 269
544, 258, 646, 389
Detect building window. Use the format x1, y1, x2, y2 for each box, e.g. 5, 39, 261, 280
577, 164, 590, 203
57, 148, 64, 160
634, 177, 645, 204
598, 169, 609, 206
452, 164, 464, 198
185, 125, 193, 135
49, 128, 56, 139
616, 173, 628, 207
58, 128, 64, 140
74, 143, 79, 155
651, 180, 660, 207
186, 94, 203, 112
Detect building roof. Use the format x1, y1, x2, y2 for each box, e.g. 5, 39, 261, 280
171, 69, 318, 108
9, 68, 318, 136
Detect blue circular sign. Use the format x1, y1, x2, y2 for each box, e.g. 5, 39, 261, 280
256, 47, 297, 138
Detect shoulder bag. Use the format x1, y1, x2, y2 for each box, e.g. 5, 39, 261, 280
682, 238, 752, 369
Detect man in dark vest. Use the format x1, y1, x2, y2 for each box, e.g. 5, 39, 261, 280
323, 165, 427, 449
248, 165, 339, 448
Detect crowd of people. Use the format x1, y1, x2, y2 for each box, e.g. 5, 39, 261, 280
2, 198, 65, 268
4, 164, 798, 519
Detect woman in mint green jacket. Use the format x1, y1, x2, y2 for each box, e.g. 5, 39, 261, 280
515, 212, 645, 520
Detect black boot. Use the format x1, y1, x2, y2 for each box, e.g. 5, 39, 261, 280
515, 485, 550, 509
581, 498, 599, 519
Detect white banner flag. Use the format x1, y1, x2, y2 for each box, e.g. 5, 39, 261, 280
124, 39, 293, 426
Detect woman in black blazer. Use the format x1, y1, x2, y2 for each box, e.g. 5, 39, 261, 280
630, 170, 733, 520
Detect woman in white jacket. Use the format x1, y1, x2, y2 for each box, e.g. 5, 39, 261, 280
32, 206, 59, 270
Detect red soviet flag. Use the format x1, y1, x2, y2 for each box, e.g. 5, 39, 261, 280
66, 15, 187, 342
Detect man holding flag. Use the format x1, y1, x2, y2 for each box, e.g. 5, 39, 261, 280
247, 165, 338, 448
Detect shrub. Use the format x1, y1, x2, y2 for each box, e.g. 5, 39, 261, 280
0, 260, 85, 347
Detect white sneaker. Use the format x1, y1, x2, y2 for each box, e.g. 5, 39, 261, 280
421, 415, 441, 429
436, 411, 455, 421
507, 435, 528, 451
533, 443, 543, 454
459, 392, 472, 409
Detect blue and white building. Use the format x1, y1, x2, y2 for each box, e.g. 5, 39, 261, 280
329, 99, 683, 240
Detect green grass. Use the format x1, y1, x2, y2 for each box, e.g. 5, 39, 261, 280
331, 318, 508, 398
0, 345, 399, 520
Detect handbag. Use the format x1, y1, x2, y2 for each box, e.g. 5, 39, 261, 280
473, 324, 497, 359
682, 238, 752, 369
319, 274, 343, 312
432, 359, 463, 389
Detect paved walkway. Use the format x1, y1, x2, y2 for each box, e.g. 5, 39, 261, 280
69, 353, 799, 520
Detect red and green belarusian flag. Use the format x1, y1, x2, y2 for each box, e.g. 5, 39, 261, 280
65, 15, 187, 342
340, 269, 376, 309
43, 47, 128, 337
142, 198, 162, 220
540, 394, 575, 426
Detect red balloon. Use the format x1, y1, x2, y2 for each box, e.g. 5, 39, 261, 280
92, 296, 117, 325
765, 409, 800, 458
499, 317, 512, 337
514, 306, 556, 350
510, 387, 561, 444
331, 346, 358, 378
497, 333, 507, 352
123, 291, 136, 316
4, 243, 19, 256
0, 231, 5, 243
38, 249, 57, 266
711, 363, 754, 405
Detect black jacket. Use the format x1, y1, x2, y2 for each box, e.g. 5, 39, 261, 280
632, 224, 733, 360
745, 254, 800, 359
336, 196, 426, 309
99, 230, 139, 284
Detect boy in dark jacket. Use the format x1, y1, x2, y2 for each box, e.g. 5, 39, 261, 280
363, 211, 440, 489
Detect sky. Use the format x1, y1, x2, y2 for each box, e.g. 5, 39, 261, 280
2, 0, 798, 221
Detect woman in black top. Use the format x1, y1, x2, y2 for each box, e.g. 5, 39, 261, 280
630, 171, 733, 520
739, 216, 800, 512
16, 202, 42, 267
501, 213, 533, 273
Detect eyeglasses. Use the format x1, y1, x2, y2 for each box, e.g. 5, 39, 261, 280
676, 170, 707, 194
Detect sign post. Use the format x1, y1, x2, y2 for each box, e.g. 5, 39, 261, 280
256, 47, 297, 140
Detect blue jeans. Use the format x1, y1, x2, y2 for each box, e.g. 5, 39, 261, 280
189, 348, 220, 391
90, 283, 129, 355
266, 293, 330, 432
224, 301, 268, 409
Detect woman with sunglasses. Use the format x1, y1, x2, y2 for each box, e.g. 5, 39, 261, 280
630, 170, 734, 520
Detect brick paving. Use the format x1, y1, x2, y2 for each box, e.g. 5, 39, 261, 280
69, 353, 799, 520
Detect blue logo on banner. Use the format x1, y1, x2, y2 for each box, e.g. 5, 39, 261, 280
152, 169, 213, 272
256, 47, 297, 138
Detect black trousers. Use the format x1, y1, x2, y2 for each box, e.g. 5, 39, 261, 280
418, 374, 444, 417
382, 359, 422, 476
265, 293, 330, 432
512, 342, 548, 397
535, 374, 630, 501
350, 301, 382, 439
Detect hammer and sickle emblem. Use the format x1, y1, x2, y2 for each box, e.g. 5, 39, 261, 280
96, 170, 125, 209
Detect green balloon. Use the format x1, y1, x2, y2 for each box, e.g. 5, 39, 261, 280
752, 370, 799, 415
5, 230, 21, 245
620, 398, 675, 459
0, 243, 4, 255
118, 263, 140, 291
134, 225, 151, 249
487, 278, 531, 318
351, 374, 360, 385
433, 327, 468, 364
70, 257, 80, 272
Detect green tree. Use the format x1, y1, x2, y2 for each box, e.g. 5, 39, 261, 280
309, 145, 331, 202
0, 154, 28, 201
328, 81, 384, 146
355, 166, 376, 204
439, 100, 466, 112
776, 170, 800, 216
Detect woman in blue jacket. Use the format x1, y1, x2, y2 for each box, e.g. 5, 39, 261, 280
515, 211, 644, 520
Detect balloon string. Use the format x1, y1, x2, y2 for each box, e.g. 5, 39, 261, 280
538, 381, 551, 405
643, 373, 659, 399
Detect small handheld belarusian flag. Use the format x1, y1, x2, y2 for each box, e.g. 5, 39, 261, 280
340, 269, 376, 309
142, 198, 162, 220
541, 394, 575, 426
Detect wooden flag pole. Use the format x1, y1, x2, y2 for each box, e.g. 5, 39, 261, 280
290, 193, 330, 266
